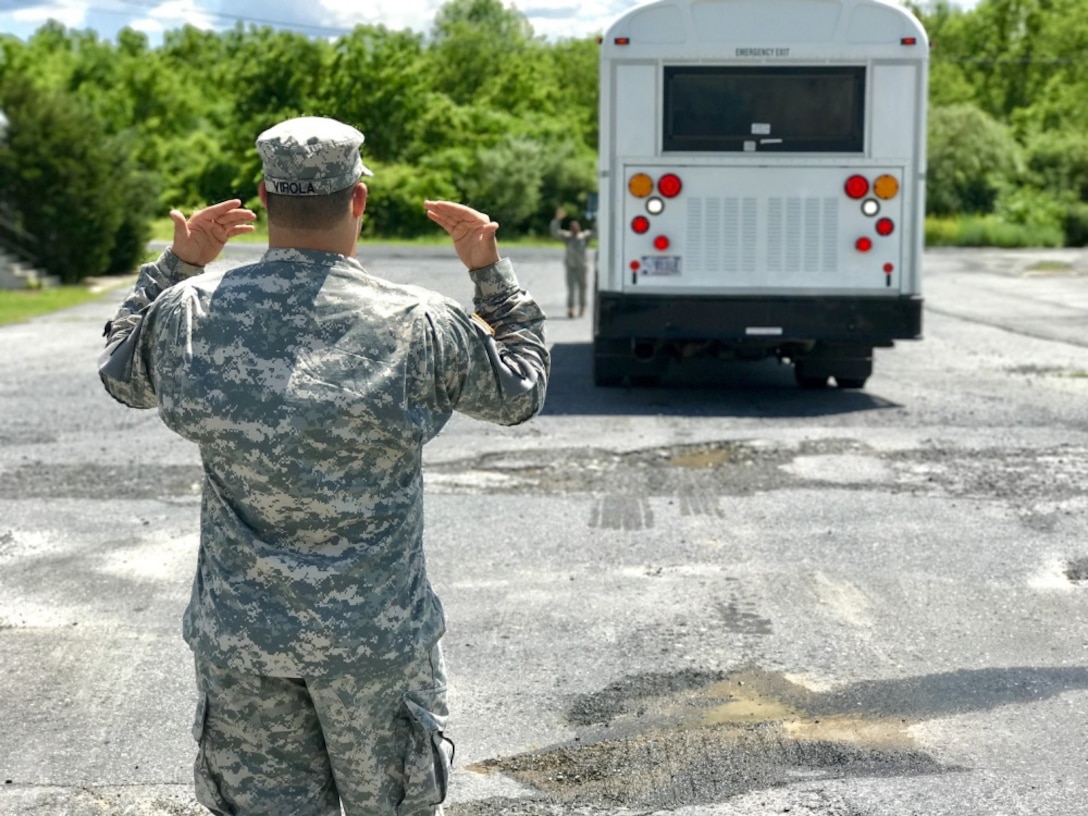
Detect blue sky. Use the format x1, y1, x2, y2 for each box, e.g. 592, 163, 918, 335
0, 0, 980, 46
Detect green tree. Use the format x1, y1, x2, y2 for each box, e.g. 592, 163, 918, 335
362, 161, 459, 238
321, 26, 429, 164
428, 0, 535, 107
0, 77, 155, 282
460, 135, 549, 231
926, 103, 1023, 216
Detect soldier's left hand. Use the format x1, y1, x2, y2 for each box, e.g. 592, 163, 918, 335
170, 199, 257, 267
424, 200, 501, 271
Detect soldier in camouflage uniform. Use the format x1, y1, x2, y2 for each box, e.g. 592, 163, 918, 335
98, 116, 549, 815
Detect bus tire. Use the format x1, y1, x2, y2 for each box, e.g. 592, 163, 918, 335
794, 366, 829, 389
835, 376, 868, 389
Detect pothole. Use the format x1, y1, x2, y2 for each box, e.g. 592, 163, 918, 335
469, 668, 946, 811
1065, 557, 1088, 583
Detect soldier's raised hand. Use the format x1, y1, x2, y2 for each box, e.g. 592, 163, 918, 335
424, 200, 501, 271
169, 199, 257, 267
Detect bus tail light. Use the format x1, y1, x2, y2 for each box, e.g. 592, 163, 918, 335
632, 216, 651, 234
876, 218, 895, 236
874, 175, 900, 199
658, 173, 683, 198
845, 175, 869, 199
653, 235, 671, 251
629, 173, 653, 198
856, 237, 873, 253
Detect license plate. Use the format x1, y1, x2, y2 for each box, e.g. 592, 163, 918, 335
640, 256, 681, 276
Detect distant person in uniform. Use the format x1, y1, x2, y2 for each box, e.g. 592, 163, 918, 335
98, 116, 549, 816
549, 206, 593, 318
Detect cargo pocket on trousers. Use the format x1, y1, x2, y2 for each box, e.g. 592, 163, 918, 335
191, 694, 234, 816
397, 689, 454, 815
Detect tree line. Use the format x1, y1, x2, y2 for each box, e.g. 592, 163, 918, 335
0, 0, 598, 282
911, 0, 1088, 246
1, 0, 1087, 283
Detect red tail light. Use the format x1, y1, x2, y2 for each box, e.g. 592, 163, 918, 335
876, 218, 895, 236
632, 216, 650, 234
845, 175, 870, 199
658, 174, 683, 198
653, 235, 670, 251
856, 237, 873, 253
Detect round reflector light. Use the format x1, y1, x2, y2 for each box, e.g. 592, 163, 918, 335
845, 175, 870, 199
628, 173, 654, 198
856, 237, 873, 253
861, 199, 881, 217
876, 218, 895, 236
658, 173, 683, 198
646, 197, 665, 215
653, 235, 670, 251
883, 263, 895, 273
629, 260, 641, 271
632, 216, 651, 234
874, 175, 900, 200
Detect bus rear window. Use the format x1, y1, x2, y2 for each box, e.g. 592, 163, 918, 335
663, 66, 866, 153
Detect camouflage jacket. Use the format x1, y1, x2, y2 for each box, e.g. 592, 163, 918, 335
549, 217, 594, 271
99, 247, 548, 676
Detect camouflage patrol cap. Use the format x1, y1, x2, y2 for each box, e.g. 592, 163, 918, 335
257, 116, 374, 197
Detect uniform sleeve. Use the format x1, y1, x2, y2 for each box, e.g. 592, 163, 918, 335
549, 218, 570, 240
418, 258, 548, 427
97, 248, 204, 409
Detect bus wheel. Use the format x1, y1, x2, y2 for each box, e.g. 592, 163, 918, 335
835, 376, 868, 389
794, 367, 829, 389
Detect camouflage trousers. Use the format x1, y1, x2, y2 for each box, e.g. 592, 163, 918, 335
565, 262, 587, 313
191, 643, 451, 816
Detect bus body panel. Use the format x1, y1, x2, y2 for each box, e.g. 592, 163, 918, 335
619, 163, 908, 295
595, 0, 929, 388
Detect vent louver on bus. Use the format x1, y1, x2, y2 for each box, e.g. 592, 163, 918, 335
684, 196, 840, 277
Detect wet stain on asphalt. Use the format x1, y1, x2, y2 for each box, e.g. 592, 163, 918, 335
0, 462, 202, 500
4, 439, 1086, 511
421, 438, 1088, 510
1065, 557, 1088, 582
459, 665, 1088, 815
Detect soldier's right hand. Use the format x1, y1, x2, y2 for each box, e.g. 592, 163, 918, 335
169, 199, 257, 267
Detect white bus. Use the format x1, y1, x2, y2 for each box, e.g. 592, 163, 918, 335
594, 0, 928, 389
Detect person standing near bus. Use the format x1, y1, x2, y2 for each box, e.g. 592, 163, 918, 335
98, 115, 549, 816
549, 206, 593, 318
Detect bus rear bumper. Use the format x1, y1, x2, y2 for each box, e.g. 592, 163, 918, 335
595, 292, 923, 343
592, 292, 923, 386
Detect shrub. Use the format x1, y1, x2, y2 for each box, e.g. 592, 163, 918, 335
0, 77, 154, 281
925, 214, 1064, 248
1025, 129, 1088, 203
361, 160, 460, 239
927, 103, 1023, 217
1062, 201, 1088, 247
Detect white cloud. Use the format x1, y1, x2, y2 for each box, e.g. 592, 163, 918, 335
10, 0, 87, 29
319, 0, 447, 33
